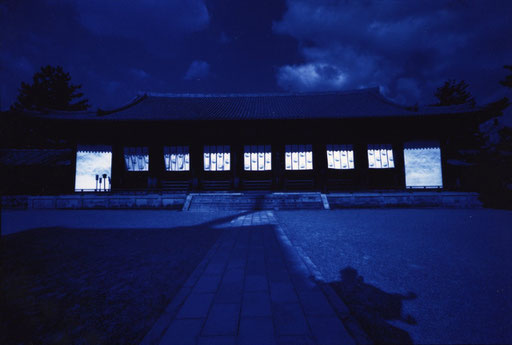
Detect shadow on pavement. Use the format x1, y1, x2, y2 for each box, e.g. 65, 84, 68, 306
329, 267, 417, 344
0, 211, 257, 345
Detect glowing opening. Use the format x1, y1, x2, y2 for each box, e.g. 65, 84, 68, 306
164, 146, 190, 171
244, 145, 271, 171
368, 144, 395, 169
404, 141, 443, 188
124, 147, 149, 171
75, 145, 112, 192
285, 144, 313, 170
327, 144, 355, 169
204, 145, 230, 171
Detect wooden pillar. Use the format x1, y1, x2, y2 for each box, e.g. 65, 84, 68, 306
111, 144, 125, 192
232, 144, 240, 190
148, 144, 163, 189
354, 143, 368, 190
314, 144, 327, 193
191, 143, 201, 190
439, 136, 449, 190
71, 143, 78, 192
271, 144, 277, 190
274, 144, 284, 190
392, 142, 405, 189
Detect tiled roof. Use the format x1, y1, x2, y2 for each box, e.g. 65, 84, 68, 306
23, 88, 484, 121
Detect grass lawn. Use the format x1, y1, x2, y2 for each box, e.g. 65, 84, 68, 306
0, 219, 224, 344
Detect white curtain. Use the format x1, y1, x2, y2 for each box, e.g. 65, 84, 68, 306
404, 141, 443, 188
204, 145, 230, 171
368, 144, 394, 169
285, 144, 313, 170
327, 144, 355, 169
164, 146, 190, 171
124, 147, 149, 171
76, 144, 111, 153
244, 145, 271, 171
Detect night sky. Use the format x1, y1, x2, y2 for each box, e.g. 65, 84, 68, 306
1, 0, 511, 123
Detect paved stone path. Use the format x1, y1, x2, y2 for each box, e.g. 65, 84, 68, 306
143, 211, 356, 345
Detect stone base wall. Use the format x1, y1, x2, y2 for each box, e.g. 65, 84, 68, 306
2, 193, 187, 210
2, 191, 482, 210
186, 193, 324, 211
327, 191, 482, 208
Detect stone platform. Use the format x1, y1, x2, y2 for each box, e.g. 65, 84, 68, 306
1, 191, 482, 210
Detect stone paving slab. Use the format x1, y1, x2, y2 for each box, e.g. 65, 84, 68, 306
160, 319, 204, 345
145, 211, 358, 345
242, 291, 272, 318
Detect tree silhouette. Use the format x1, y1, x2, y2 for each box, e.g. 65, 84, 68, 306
434, 79, 475, 107
11, 65, 90, 112
500, 65, 512, 89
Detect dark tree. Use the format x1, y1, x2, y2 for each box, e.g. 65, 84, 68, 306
11, 65, 90, 112
434, 79, 475, 107
500, 65, 512, 89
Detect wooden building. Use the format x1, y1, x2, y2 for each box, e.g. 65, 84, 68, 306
16, 88, 497, 193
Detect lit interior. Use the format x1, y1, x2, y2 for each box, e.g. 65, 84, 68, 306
404, 141, 443, 188
327, 144, 355, 169
204, 145, 231, 171
75, 147, 112, 192
285, 144, 313, 170
368, 144, 394, 169
244, 145, 272, 171
164, 145, 190, 171
124, 147, 149, 171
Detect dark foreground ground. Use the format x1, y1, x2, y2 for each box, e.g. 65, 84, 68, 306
1, 209, 511, 344
276, 209, 512, 344
0, 212, 227, 345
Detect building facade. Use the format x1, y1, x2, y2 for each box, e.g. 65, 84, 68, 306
18, 88, 495, 194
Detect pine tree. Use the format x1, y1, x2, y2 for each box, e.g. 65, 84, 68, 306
11, 65, 90, 112
500, 65, 512, 89
434, 79, 475, 107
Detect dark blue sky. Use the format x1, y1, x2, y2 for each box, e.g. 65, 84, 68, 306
1, 0, 511, 122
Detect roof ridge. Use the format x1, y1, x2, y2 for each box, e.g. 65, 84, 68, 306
144, 87, 381, 98
19, 86, 487, 121
367, 89, 414, 113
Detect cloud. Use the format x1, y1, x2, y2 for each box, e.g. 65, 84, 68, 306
75, 151, 112, 191
130, 68, 150, 79
219, 32, 231, 44
0, 0, 213, 110
277, 63, 346, 91
274, 0, 512, 105
184, 60, 210, 80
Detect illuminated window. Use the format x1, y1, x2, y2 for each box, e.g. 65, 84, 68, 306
75, 145, 112, 192
285, 145, 313, 170
124, 147, 149, 171
204, 145, 230, 171
244, 145, 271, 171
404, 141, 443, 188
164, 146, 190, 171
368, 144, 394, 169
327, 144, 354, 169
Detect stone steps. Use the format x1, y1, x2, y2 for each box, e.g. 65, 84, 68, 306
186, 192, 325, 211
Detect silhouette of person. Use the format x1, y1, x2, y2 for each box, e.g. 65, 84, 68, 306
336, 267, 417, 344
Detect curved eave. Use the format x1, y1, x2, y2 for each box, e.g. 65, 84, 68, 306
16, 87, 498, 123
22, 109, 487, 122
